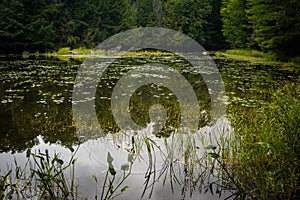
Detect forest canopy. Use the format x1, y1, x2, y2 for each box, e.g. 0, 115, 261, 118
0, 0, 299, 59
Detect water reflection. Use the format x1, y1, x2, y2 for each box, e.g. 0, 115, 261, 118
0, 56, 81, 153
0, 117, 233, 199
0, 55, 299, 199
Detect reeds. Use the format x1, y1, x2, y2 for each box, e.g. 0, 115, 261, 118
228, 83, 300, 199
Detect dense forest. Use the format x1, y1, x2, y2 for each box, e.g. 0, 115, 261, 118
0, 0, 299, 59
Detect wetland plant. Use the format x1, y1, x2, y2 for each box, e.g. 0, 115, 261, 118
228, 83, 300, 199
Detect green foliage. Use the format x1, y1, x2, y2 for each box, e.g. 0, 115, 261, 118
0, 147, 133, 199
99, 152, 132, 200
248, 0, 300, 58
73, 47, 92, 55
225, 49, 272, 58
221, 0, 252, 49
174, 0, 212, 44
221, 0, 300, 59
57, 47, 71, 55
136, 0, 156, 26
0, 0, 227, 52
121, 0, 138, 30
203, 0, 227, 50
1, 0, 298, 58
164, 0, 180, 30
231, 83, 300, 199
0, 147, 79, 199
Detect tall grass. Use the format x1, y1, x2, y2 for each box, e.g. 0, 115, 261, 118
0, 147, 80, 199
229, 83, 300, 199
214, 49, 299, 67
0, 146, 133, 199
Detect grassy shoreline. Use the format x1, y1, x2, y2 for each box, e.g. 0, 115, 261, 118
213, 49, 300, 67
45, 47, 300, 67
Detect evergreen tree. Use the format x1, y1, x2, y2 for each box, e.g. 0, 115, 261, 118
1, 0, 297, 57
64, 0, 104, 48
0, 0, 64, 52
98, 0, 125, 38
249, 0, 300, 57
174, 0, 212, 45
121, 0, 138, 30
22, 0, 63, 50
203, 0, 227, 50
221, 0, 252, 49
0, 0, 25, 51
164, 0, 180, 30
136, 0, 155, 27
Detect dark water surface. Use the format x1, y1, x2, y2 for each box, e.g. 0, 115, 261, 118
0, 55, 299, 199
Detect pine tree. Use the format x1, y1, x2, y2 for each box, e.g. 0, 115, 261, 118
221, 0, 252, 49
249, 0, 300, 57
174, 0, 212, 45
0, 0, 25, 52
164, 0, 180, 30
203, 0, 227, 50
121, 0, 138, 30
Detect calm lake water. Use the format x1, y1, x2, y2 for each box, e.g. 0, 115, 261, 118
0, 54, 299, 199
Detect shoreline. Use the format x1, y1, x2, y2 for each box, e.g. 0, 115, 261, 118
1, 48, 298, 67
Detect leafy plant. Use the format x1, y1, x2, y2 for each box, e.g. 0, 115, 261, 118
97, 152, 133, 200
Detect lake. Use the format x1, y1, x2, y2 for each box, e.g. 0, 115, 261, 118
0, 54, 299, 199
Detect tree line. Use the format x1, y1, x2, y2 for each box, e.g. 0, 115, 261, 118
0, 0, 299, 58
221, 0, 300, 58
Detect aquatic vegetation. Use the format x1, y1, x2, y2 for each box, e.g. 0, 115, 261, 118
0, 55, 299, 199
96, 152, 133, 200
228, 83, 300, 199
0, 146, 134, 200
0, 147, 79, 199
214, 49, 299, 67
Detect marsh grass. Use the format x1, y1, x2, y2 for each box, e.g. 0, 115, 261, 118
48, 49, 178, 60
229, 83, 300, 199
126, 119, 235, 199
214, 49, 299, 67
0, 147, 80, 199
0, 145, 134, 200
